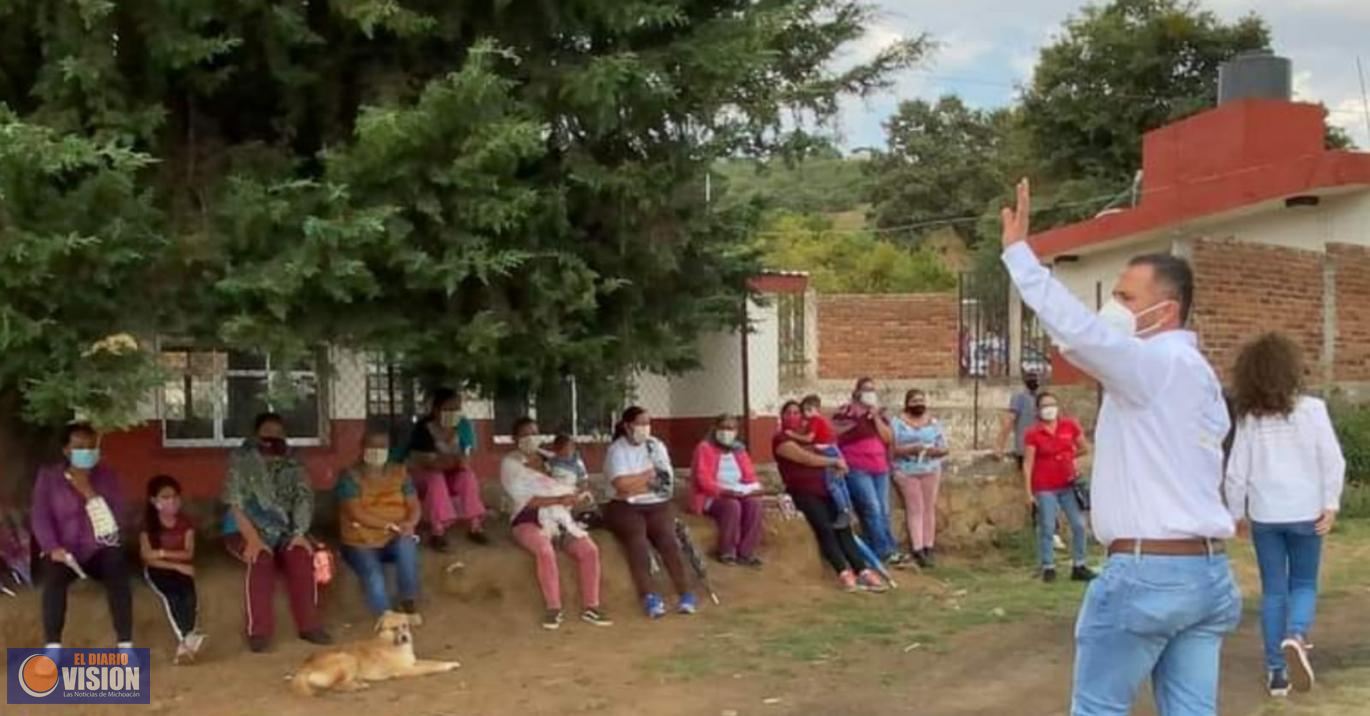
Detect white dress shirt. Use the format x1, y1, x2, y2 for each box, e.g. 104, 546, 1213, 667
1225, 396, 1346, 524
1003, 243, 1235, 545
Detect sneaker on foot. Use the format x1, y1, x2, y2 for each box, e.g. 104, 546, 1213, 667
1282, 636, 1315, 692
887, 552, 910, 567
173, 641, 193, 666
581, 607, 613, 627
467, 530, 490, 546
541, 609, 564, 631
1267, 669, 1291, 698
833, 511, 853, 530
921, 547, 936, 568
1042, 567, 1058, 583
247, 635, 271, 653
837, 569, 859, 592
643, 593, 667, 619
184, 631, 206, 658
1053, 534, 1067, 551
1071, 565, 1097, 582
299, 629, 333, 646
717, 553, 738, 566
738, 555, 764, 568
677, 592, 699, 615
911, 550, 930, 569
858, 570, 889, 593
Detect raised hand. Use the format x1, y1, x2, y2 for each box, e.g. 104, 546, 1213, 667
1000, 178, 1031, 247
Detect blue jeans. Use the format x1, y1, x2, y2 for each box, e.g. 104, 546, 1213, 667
819, 447, 853, 515
845, 470, 896, 559
1034, 489, 1087, 568
1073, 553, 1242, 715
341, 537, 421, 615
1251, 520, 1323, 672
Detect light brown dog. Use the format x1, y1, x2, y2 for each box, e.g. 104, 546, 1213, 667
291, 611, 459, 696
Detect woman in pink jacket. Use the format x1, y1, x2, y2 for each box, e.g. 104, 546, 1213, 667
690, 415, 763, 567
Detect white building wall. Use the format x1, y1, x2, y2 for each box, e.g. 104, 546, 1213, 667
746, 297, 781, 417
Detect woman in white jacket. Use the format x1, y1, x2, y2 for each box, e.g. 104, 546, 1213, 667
1225, 333, 1346, 699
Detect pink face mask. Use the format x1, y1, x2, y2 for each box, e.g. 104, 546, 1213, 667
155, 497, 181, 516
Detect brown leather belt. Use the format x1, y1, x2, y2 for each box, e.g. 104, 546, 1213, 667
1107, 538, 1226, 557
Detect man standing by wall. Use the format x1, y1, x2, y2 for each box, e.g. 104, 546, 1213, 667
997, 371, 1042, 469
1000, 179, 1240, 715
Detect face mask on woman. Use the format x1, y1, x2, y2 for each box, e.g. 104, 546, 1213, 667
440, 410, 462, 428
1040, 405, 1060, 422
907, 404, 927, 417
258, 437, 288, 457
69, 448, 100, 470
859, 391, 879, 408
631, 425, 651, 443
715, 429, 737, 446
517, 435, 542, 456
154, 495, 181, 516
782, 413, 804, 431
363, 448, 389, 467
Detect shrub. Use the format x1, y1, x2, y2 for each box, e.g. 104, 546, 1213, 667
1330, 400, 1370, 486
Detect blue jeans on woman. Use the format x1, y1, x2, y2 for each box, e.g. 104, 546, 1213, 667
1251, 520, 1323, 672
341, 536, 420, 615
845, 470, 896, 559
1034, 488, 1087, 568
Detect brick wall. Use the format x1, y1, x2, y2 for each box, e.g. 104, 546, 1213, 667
816, 293, 958, 379
1330, 243, 1370, 381
1190, 238, 1325, 381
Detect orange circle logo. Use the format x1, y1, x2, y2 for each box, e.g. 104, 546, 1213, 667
19, 654, 59, 698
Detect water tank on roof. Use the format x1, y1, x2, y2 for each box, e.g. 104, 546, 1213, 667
1218, 51, 1292, 104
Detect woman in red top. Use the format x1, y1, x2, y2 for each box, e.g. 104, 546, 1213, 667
140, 475, 204, 664
1022, 392, 1095, 584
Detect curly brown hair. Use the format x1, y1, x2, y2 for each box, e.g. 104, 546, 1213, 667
1231, 333, 1302, 419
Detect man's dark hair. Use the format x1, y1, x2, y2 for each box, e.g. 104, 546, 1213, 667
1129, 253, 1194, 324
253, 412, 285, 432
61, 422, 96, 447
429, 387, 458, 412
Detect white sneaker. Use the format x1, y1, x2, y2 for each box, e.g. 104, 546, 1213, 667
1282, 637, 1315, 693
185, 631, 206, 655
1053, 535, 1067, 551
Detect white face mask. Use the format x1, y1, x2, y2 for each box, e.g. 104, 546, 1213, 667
517, 435, 541, 456
631, 424, 651, 443
1039, 406, 1060, 422
363, 448, 389, 467
440, 410, 461, 428
1098, 298, 1172, 338
859, 391, 879, 408
715, 430, 737, 446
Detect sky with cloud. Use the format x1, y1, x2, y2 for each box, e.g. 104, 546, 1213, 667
831, 0, 1370, 150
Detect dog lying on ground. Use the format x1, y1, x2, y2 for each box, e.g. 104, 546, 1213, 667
291, 611, 460, 696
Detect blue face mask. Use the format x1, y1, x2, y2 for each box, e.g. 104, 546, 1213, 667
70, 448, 100, 470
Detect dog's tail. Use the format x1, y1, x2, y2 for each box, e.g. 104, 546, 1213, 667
290, 671, 319, 697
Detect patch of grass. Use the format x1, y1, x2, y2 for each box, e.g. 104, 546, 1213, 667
1257, 668, 1370, 716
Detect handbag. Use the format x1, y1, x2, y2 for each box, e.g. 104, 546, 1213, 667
1071, 478, 1091, 512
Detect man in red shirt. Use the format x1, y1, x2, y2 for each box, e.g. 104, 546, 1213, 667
1022, 392, 1095, 584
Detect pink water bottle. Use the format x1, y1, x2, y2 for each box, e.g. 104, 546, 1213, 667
313, 547, 334, 586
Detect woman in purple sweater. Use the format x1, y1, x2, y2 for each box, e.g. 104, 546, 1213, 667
30, 422, 133, 649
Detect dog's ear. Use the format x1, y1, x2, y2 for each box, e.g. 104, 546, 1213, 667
375, 611, 398, 632
406, 613, 424, 628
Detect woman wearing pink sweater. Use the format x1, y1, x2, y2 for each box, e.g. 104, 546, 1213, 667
690, 415, 763, 567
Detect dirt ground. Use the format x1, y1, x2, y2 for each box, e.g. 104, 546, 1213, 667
4, 515, 1369, 716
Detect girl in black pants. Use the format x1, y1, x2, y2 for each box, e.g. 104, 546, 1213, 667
140, 475, 205, 664
774, 401, 889, 593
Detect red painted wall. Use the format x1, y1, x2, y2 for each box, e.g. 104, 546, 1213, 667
100, 416, 780, 502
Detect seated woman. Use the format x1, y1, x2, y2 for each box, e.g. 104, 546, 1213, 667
602, 406, 697, 619
222, 412, 331, 652
336, 428, 422, 616
406, 388, 488, 551
31, 422, 133, 649
774, 402, 888, 593
689, 415, 763, 567
500, 418, 612, 631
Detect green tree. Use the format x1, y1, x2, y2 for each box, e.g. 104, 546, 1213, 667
0, 2, 924, 495
1023, 0, 1270, 189
864, 96, 1013, 243
714, 147, 872, 215
758, 212, 955, 294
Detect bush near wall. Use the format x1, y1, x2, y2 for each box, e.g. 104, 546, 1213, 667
1331, 400, 1370, 518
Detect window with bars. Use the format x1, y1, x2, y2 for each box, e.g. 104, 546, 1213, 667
159, 346, 323, 446
776, 292, 807, 386
491, 376, 617, 441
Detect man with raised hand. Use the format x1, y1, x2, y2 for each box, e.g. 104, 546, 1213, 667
1000, 179, 1240, 716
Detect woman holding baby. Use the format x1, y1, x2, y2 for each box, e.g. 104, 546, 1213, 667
499, 417, 612, 631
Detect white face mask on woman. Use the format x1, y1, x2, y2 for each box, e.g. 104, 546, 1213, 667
715, 429, 737, 446
631, 425, 651, 443
517, 435, 541, 456
363, 448, 389, 467
1039, 406, 1060, 422
859, 391, 879, 408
